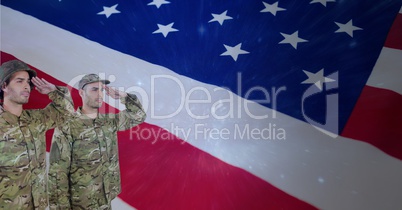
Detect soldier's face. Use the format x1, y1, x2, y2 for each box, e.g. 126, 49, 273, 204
2, 71, 31, 104
81, 82, 104, 109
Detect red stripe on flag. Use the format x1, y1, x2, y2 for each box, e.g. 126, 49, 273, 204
117, 123, 317, 210
384, 13, 402, 50
341, 85, 402, 160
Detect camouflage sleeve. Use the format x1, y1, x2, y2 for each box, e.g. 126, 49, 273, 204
48, 126, 73, 210
116, 93, 146, 131
40, 86, 75, 131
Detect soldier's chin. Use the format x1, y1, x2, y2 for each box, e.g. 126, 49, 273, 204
93, 102, 103, 109
19, 98, 29, 104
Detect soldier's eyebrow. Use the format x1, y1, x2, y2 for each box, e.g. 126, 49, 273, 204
91, 87, 104, 91
15, 77, 29, 82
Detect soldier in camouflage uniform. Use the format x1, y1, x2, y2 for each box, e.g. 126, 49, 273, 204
0, 60, 75, 209
48, 74, 146, 210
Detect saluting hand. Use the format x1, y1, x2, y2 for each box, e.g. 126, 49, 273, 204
32, 77, 57, 94
105, 85, 127, 99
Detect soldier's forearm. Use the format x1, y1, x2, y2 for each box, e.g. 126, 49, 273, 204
45, 86, 75, 124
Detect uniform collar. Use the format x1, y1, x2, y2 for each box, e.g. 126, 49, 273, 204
76, 107, 105, 126
0, 104, 24, 125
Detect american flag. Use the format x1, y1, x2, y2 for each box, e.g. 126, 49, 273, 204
1, 0, 402, 209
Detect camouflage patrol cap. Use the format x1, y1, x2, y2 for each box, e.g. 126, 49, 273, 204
78, 73, 110, 89
0, 60, 37, 86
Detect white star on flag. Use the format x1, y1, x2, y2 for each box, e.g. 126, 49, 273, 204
279, 31, 308, 49
301, 69, 335, 90
310, 0, 336, 7
148, 0, 170, 9
335, 19, 363, 37
260, 1, 286, 16
97, 4, 120, 18
220, 43, 250, 61
208, 10, 233, 25
152, 22, 179, 37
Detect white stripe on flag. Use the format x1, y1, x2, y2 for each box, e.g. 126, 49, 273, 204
111, 198, 136, 210
2, 5, 402, 210
367, 47, 402, 94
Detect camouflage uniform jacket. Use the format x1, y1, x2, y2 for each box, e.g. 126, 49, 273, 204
0, 86, 75, 210
48, 93, 146, 210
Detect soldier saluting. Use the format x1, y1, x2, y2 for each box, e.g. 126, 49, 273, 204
48, 74, 146, 209
0, 59, 75, 209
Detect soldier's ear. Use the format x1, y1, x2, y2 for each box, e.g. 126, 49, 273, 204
78, 89, 84, 97
1, 83, 7, 92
